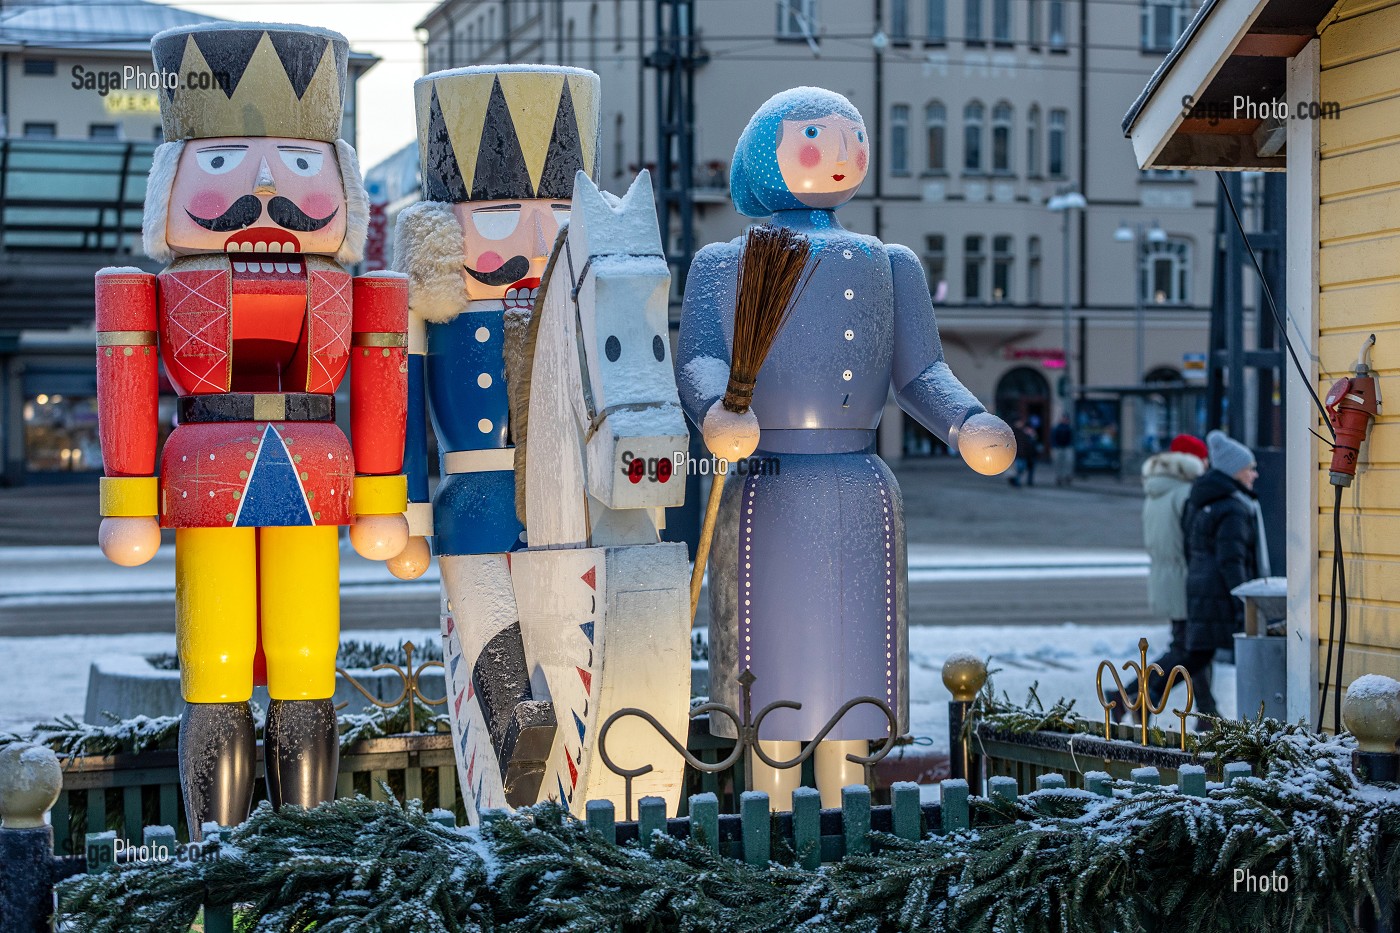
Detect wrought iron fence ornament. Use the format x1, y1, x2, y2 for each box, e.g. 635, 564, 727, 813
336, 641, 448, 734
1096, 638, 1195, 750
598, 668, 899, 819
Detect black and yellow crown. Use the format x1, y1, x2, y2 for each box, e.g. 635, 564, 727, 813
151, 23, 348, 142
415, 65, 600, 203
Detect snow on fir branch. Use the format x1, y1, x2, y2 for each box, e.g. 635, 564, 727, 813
57, 725, 1400, 933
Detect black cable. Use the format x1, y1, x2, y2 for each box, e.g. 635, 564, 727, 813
1335, 485, 1349, 733
1318, 519, 1338, 731
1213, 172, 1336, 440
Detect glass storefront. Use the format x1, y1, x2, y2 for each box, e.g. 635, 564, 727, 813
23, 392, 101, 472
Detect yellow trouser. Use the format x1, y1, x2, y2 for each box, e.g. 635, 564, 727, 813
176, 525, 339, 702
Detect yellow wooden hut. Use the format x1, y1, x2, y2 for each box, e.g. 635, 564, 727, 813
1125, 0, 1399, 727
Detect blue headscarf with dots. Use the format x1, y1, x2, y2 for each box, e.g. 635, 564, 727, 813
730, 87, 866, 218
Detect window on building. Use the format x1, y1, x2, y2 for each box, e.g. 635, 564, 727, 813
778, 0, 819, 39
891, 104, 910, 175
1140, 236, 1192, 305
1027, 236, 1042, 303
891, 0, 909, 41
22, 123, 55, 138
992, 235, 1013, 302
963, 101, 984, 172
1142, 0, 1190, 52
1141, 168, 1190, 180
488, 8, 496, 45
615, 113, 625, 177
615, 0, 625, 50
1028, 0, 1041, 47
89, 124, 119, 139
23, 59, 56, 77
927, 0, 946, 42
566, 18, 576, 64
964, 235, 985, 302
993, 0, 1013, 44
467, 24, 475, 58
1026, 105, 1041, 175
965, 0, 984, 44
1048, 0, 1067, 48
589, 4, 599, 71
1048, 109, 1067, 177
925, 101, 946, 172
924, 234, 946, 290
992, 102, 1012, 173
153, 125, 166, 141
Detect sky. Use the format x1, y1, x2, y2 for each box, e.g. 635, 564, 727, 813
152, 0, 436, 168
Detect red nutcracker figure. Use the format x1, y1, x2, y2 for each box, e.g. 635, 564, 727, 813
95, 23, 408, 838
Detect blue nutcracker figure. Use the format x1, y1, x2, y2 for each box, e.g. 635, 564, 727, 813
392, 65, 602, 805
678, 87, 1016, 810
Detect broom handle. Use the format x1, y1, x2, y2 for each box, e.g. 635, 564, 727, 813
689, 469, 727, 625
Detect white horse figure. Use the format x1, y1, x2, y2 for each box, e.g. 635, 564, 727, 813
440, 169, 693, 822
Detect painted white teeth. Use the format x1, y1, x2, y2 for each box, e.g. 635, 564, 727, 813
254, 242, 267, 253
240, 241, 253, 252
290, 263, 302, 273
282, 243, 294, 252
266, 242, 282, 253
260, 262, 274, 273
233, 261, 247, 272
274, 262, 288, 273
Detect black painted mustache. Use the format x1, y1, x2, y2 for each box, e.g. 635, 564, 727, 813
464, 255, 531, 287
186, 195, 262, 232
184, 195, 338, 233
268, 196, 338, 232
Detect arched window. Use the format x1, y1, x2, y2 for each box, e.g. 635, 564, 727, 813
925, 101, 946, 172
992, 102, 1012, 173
1026, 106, 1041, 176
963, 101, 984, 172
891, 104, 911, 175
1140, 236, 1192, 305
1048, 108, 1067, 177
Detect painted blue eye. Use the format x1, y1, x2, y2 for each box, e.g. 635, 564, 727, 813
856, 131, 865, 143
804, 126, 820, 139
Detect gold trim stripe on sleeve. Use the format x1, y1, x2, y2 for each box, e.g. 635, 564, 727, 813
96, 330, 157, 347
351, 332, 408, 348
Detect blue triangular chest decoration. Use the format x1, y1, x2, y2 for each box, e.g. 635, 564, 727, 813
236, 425, 314, 527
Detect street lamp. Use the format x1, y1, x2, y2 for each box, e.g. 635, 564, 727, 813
1047, 189, 1086, 421
1115, 219, 1168, 456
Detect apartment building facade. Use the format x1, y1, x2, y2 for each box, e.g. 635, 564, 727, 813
414, 0, 1217, 463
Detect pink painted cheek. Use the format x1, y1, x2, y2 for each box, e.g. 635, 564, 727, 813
798, 144, 822, 168
299, 193, 340, 219
473, 250, 504, 273
856, 149, 868, 172
186, 190, 231, 218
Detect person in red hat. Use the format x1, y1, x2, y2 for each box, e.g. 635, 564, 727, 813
1105, 433, 1212, 724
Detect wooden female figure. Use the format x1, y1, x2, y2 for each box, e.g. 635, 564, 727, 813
678, 87, 1015, 808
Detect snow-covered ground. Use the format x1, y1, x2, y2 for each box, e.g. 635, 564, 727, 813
0, 623, 1233, 749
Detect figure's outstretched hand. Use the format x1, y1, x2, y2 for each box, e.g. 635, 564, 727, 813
350, 513, 409, 562
702, 400, 760, 462
387, 534, 431, 580
99, 516, 160, 567
954, 412, 1017, 476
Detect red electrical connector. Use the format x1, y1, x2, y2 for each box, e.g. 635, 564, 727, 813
1324, 334, 1380, 487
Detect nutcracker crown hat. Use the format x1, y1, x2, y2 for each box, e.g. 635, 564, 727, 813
414, 65, 601, 202
151, 22, 348, 142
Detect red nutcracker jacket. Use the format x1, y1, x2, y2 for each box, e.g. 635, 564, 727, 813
95, 255, 408, 528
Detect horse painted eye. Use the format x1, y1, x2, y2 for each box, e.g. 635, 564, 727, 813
652, 335, 665, 362
804, 126, 820, 139
605, 335, 621, 362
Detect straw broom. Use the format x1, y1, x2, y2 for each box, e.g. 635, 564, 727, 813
689, 224, 819, 622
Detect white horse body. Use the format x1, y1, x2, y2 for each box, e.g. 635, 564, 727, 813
441, 171, 693, 821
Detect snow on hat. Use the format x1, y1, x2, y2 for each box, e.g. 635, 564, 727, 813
1206, 430, 1255, 476
1169, 434, 1208, 461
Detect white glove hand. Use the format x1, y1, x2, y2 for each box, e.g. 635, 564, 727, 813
954, 412, 1017, 476
98, 516, 161, 567
349, 513, 409, 561
701, 400, 760, 462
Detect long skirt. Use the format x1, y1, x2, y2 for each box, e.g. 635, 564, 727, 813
707, 450, 908, 741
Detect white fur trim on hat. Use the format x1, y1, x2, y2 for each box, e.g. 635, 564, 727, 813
141, 140, 185, 264
391, 200, 467, 323
335, 138, 369, 266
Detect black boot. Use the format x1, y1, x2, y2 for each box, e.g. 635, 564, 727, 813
264, 699, 339, 810
473, 622, 557, 807
179, 701, 255, 841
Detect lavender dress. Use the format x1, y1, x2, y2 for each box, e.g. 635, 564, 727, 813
678, 208, 987, 740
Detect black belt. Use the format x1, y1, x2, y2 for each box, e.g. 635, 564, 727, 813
177, 393, 335, 424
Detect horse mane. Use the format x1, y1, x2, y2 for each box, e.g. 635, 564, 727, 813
504, 223, 572, 528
